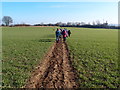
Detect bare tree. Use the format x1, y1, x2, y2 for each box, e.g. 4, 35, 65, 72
56, 22, 63, 26
67, 22, 72, 26
41, 22, 44, 26
2, 16, 13, 26
81, 22, 85, 25
92, 21, 95, 25
96, 20, 101, 25
88, 22, 91, 25
0, 19, 1, 26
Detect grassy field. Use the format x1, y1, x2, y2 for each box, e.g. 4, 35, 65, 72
2, 27, 55, 88
2, 27, 119, 88
67, 27, 119, 88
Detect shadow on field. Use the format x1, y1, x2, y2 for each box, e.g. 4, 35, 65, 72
43, 34, 55, 38
38, 39, 54, 42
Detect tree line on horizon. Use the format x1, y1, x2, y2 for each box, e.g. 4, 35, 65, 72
1, 16, 119, 29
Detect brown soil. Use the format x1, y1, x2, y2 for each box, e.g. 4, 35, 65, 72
25, 39, 78, 88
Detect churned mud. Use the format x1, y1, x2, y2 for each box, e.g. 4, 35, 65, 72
25, 39, 78, 88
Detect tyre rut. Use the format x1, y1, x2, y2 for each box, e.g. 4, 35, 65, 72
25, 39, 78, 88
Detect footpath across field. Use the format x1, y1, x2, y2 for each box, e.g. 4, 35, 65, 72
2, 27, 119, 88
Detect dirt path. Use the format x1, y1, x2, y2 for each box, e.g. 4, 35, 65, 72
25, 39, 78, 88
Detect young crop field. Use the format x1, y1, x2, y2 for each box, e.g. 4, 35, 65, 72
2, 27, 55, 88
67, 27, 119, 88
2, 27, 119, 88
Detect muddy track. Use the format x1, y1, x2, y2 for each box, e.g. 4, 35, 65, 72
25, 39, 78, 88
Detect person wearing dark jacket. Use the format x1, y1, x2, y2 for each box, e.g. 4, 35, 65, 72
68, 30, 71, 37
62, 29, 68, 41
55, 28, 61, 43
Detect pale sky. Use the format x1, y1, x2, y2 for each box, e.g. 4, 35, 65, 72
1, 1, 118, 25
1, 0, 119, 2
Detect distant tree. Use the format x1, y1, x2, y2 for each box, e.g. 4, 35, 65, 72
41, 22, 44, 26
104, 21, 108, 26
92, 21, 95, 25
0, 19, 1, 26
73, 22, 80, 26
2, 16, 13, 26
81, 22, 85, 25
88, 22, 91, 25
1, 24, 5, 26
67, 22, 72, 26
56, 22, 63, 26
96, 20, 101, 25
48, 23, 52, 26
61, 23, 67, 27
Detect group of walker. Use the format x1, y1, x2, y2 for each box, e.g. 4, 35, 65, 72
55, 28, 71, 43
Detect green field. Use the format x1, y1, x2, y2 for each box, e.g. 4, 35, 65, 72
2, 27, 55, 88
67, 28, 119, 88
2, 27, 119, 88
